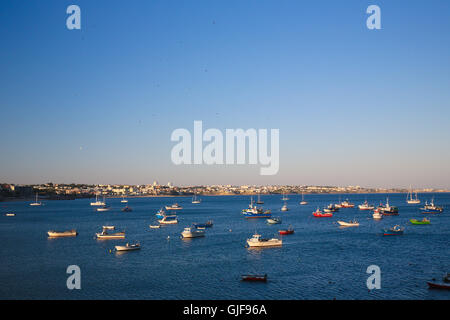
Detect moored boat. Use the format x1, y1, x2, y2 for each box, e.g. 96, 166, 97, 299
181, 227, 205, 238
313, 208, 333, 217
427, 282, 450, 290
246, 233, 282, 247
102, 225, 115, 230
278, 226, 294, 235
242, 197, 272, 218
96, 230, 125, 239
406, 185, 421, 204
358, 200, 374, 210
378, 197, 399, 215
340, 199, 355, 208
96, 205, 111, 212
115, 243, 140, 251
30, 193, 42, 206
410, 218, 430, 225
165, 203, 182, 210
281, 202, 289, 211
158, 215, 178, 225
372, 209, 383, 220
266, 217, 282, 224
5, 213, 15, 217
120, 196, 128, 203
149, 224, 161, 229
299, 192, 308, 205
193, 220, 213, 228
192, 194, 201, 204
47, 229, 78, 237
420, 198, 443, 213
241, 274, 267, 282
90, 194, 105, 206
382, 225, 404, 236
337, 220, 359, 227
155, 208, 166, 219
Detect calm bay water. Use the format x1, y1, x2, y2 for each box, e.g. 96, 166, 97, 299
1, 193, 449, 300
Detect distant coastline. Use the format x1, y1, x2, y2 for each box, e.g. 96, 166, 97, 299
2, 190, 449, 203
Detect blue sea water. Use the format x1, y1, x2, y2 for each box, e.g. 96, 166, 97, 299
0, 193, 449, 300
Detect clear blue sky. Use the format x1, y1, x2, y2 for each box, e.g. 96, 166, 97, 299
1, 0, 449, 188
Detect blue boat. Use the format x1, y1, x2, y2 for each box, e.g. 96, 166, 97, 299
242, 197, 272, 218
383, 225, 404, 236
155, 208, 166, 219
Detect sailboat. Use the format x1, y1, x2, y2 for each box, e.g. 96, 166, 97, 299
256, 193, 264, 204
90, 193, 105, 206
299, 192, 307, 205
120, 196, 128, 203
281, 193, 289, 201
406, 185, 420, 204
192, 194, 201, 204
30, 193, 42, 206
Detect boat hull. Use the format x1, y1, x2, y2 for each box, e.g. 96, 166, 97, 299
47, 231, 77, 237
427, 282, 450, 290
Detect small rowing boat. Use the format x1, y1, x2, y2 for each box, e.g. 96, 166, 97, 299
5, 213, 15, 217
149, 225, 161, 229
102, 225, 115, 230
241, 274, 267, 282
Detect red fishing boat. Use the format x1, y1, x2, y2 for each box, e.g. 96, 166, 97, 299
427, 282, 450, 290
313, 208, 333, 217
241, 274, 267, 282
279, 226, 294, 235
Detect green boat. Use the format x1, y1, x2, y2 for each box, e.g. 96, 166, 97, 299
410, 218, 430, 225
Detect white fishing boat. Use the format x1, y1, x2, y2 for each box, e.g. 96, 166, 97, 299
47, 229, 78, 237
191, 194, 201, 204
30, 193, 42, 206
181, 227, 205, 238
337, 220, 359, 227
372, 209, 383, 220
158, 215, 178, 225
115, 243, 140, 251
247, 233, 282, 248
96, 230, 125, 239
358, 200, 374, 210
90, 193, 106, 206
406, 185, 420, 204
165, 203, 183, 210
299, 192, 308, 205
281, 202, 289, 211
